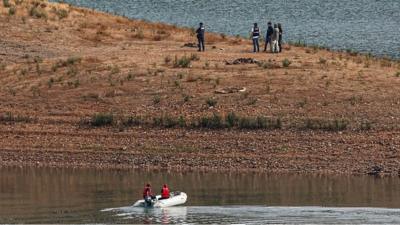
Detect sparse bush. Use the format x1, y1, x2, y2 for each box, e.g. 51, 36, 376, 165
183, 94, 190, 103
360, 121, 372, 131
133, 29, 144, 39
8, 6, 16, 15
47, 77, 54, 88
206, 98, 217, 107
190, 53, 200, 61
173, 55, 191, 68
225, 112, 238, 128
3, 0, 11, 7
164, 55, 172, 65
55, 8, 69, 19
319, 57, 327, 64
394, 72, 400, 77
303, 118, 348, 131
122, 115, 143, 127
197, 113, 224, 129
0, 112, 33, 123
282, 58, 291, 68
30, 6, 48, 19
90, 113, 114, 127
153, 95, 161, 104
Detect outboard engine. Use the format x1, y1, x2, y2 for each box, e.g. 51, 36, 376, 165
144, 196, 153, 207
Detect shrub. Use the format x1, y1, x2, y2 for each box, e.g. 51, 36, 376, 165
282, 58, 291, 68
122, 116, 143, 127
164, 55, 172, 65
190, 53, 200, 61
173, 55, 191, 68
90, 113, 114, 127
0, 112, 33, 123
319, 57, 327, 64
225, 112, 238, 128
395, 72, 400, 78
30, 6, 48, 19
197, 113, 224, 129
3, 0, 11, 7
8, 6, 16, 15
153, 95, 161, 104
56, 9, 69, 19
206, 98, 217, 107
360, 121, 372, 131
304, 118, 348, 131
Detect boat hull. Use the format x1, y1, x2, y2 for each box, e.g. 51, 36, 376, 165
133, 192, 187, 208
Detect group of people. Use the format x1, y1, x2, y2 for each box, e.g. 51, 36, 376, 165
195, 22, 283, 53
143, 183, 170, 201
252, 22, 283, 53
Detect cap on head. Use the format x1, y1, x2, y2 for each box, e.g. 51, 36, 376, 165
268, 21, 272, 25
200, 22, 203, 26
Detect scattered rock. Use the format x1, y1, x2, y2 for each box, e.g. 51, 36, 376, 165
225, 58, 259, 65
215, 87, 247, 94
182, 43, 197, 48
367, 165, 383, 176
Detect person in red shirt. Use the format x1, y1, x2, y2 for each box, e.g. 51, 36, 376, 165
143, 183, 153, 199
160, 184, 170, 200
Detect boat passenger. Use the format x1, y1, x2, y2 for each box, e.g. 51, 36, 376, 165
160, 184, 170, 200
196, 22, 205, 52
143, 183, 154, 199
251, 23, 260, 53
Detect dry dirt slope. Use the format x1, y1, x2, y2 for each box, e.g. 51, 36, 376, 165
0, 0, 400, 175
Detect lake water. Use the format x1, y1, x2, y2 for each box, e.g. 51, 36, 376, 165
1, 167, 400, 223
51, 0, 400, 59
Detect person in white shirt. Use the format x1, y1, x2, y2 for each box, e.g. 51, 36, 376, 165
251, 23, 260, 53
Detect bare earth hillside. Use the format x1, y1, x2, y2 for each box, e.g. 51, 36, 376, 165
1, 0, 400, 175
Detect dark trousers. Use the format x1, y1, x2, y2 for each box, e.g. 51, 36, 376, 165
264, 37, 271, 52
198, 37, 205, 51
253, 38, 260, 52
278, 36, 282, 52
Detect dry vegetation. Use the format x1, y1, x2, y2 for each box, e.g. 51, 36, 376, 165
1, 0, 400, 175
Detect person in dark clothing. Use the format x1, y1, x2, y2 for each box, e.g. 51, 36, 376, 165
264, 22, 274, 52
196, 22, 205, 52
278, 23, 283, 52
251, 23, 260, 52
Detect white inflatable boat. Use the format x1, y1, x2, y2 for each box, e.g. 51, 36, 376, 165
133, 191, 187, 208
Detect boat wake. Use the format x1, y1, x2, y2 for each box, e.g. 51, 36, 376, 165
101, 205, 400, 224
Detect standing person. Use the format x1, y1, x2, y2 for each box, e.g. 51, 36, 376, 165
251, 23, 260, 52
264, 22, 274, 52
196, 22, 205, 52
160, 184, 170, 200
278, 23, 283, 52
271, 24, 280, 53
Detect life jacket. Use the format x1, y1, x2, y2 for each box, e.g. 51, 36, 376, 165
161, 187, 170, 199
143, 187, 151, 198
252, 27, 260, 38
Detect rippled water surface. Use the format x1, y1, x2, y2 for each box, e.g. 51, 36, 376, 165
52, 0, 400, 58
1, 167, 400, 223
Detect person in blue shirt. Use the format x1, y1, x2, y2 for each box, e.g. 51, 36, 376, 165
263, 22, 274, 52
196, 22, 205, 52
251, 23, 260, 52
